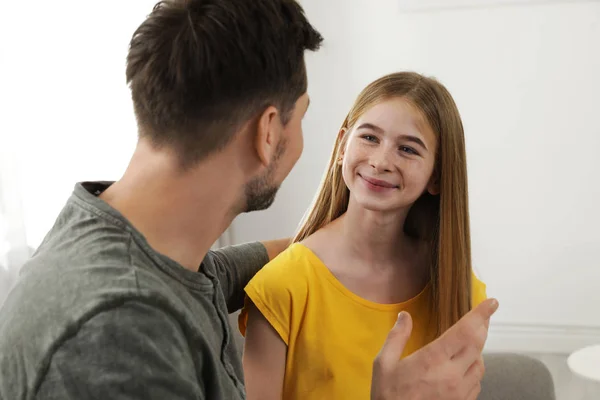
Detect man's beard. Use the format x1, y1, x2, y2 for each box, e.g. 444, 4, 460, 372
243, 139, 286, 212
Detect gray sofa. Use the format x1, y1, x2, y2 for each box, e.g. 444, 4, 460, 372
480, 353, 556, 400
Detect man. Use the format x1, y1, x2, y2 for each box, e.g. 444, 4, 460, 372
0, 1, 497, 399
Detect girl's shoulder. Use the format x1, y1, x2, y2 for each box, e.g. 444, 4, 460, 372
256, 241, 325, 280
299, 220, 340, 255
240, 242, 326, 342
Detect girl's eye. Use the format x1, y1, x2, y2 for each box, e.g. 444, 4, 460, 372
400, 145, 418, 155
362, 135, 378, 142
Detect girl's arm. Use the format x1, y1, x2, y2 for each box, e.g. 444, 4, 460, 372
242, 302, 287, 400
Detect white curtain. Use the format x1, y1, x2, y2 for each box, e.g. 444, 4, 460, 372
0, 151, 33, 306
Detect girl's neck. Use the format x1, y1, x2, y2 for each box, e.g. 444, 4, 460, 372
334, 197, 413, 268
308, 197, 430, 305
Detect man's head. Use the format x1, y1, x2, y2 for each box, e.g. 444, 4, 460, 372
126, 0, 322, 211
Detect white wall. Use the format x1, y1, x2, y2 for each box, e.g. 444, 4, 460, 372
234, 0, 600, 352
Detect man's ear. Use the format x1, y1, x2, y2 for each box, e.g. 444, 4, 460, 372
254, 105, 281, 166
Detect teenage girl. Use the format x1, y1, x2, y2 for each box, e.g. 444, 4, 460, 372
239, 71, 487, 400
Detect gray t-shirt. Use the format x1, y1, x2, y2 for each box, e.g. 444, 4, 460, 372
0, 182, 269, 400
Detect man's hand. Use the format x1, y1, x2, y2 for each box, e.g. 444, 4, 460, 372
261, 238, 292, 261
371, 298, 499, 400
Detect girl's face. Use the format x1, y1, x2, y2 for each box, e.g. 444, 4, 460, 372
341, 97, 438, 213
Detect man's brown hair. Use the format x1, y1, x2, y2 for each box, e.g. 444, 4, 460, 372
126, 0, 323, 168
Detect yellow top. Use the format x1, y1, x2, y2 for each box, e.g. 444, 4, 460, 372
239, 243, 487, 400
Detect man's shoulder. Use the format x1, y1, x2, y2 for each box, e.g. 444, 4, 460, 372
0, 259, 141, 359
0, 184, 223, 399
0, 255, 208, 394
0, 245, 190, 343
0, 295, 204, 400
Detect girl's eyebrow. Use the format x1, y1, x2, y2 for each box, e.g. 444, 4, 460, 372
356, 122, 427, 150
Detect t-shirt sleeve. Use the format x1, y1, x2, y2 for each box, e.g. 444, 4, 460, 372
209, 242, 269, 313
35, 301, 204, 400
238, 249, 307, 346
471, 272, 488, 308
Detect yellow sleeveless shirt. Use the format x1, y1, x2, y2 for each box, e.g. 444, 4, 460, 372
239, 243, 487, 400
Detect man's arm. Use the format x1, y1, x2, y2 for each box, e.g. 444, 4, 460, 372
261, 238, 293, 261
36, 301, 204, 400
210, 239, 291, 313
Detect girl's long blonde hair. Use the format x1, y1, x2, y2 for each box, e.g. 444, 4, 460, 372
293, 72, 472, 337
